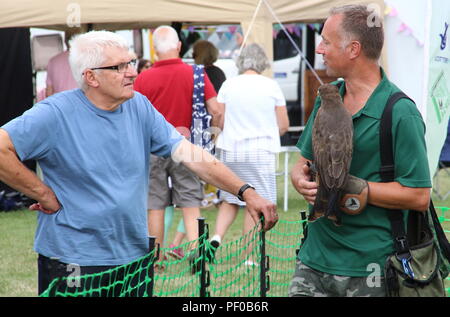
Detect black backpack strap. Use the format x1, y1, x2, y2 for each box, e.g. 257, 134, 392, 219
379, 92, 414, 182
380, 91, 416, 277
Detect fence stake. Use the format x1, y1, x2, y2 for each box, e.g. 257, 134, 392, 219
300, 211, 308, 249
147, 236, 156, 297
300, 211, 307, 231
260, 218, 269, 297
197, 217, 210, 297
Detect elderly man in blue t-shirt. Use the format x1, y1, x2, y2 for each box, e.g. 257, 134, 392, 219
0, 30, 278, 295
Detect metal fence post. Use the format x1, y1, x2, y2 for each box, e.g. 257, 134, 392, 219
147, 236, 156, 297
197, 217, 210, 297
259, 218, 270, 297
300, 211, 308, 250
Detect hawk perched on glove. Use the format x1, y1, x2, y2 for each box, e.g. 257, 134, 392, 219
310, 83, 353, 225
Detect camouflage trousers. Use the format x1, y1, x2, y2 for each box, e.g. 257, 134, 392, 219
288, 260, 386, 297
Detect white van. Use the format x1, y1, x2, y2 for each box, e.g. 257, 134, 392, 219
181, 28, 302, 104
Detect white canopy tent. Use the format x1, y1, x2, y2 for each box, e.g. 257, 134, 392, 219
0, 0, 384, 29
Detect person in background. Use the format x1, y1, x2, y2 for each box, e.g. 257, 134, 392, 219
137, 58, 152, 74
133, 26, 224, 268
209, 43, 289, 264
45, 28, 81, 97
193, 40, 226, 93
164, 39, 228, 257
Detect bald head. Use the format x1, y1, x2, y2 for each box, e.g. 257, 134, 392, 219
153, 26, 181, 58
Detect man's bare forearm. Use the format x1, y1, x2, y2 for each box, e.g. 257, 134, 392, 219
174, 139, 243, 195
0, 129, 57, 208
368, 181, 430, 212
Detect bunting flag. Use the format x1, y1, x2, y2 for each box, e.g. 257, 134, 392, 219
385, 4, 423, 47
272, 23, 306, 38
174, 24, 311, 42
272, 29, 277, 39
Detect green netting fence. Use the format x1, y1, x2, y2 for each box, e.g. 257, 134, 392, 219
40, 208, 450, 297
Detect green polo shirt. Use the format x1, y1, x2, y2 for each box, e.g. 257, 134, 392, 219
296, 68, 431, 277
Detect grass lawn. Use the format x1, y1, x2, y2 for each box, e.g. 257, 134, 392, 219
0, 209, 38, 296
0, 151, 449, 297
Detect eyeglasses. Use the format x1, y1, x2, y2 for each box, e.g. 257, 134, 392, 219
90, 59, 137, 73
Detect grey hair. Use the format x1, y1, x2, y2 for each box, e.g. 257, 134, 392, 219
68, 30, 129, 89
152, 25, 179, 54
329, 4, 384, 60
235, 43, 271, 74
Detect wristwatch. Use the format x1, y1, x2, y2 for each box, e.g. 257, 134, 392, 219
237, 183, 255, 201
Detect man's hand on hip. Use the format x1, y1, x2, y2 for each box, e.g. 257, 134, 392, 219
29, 189, 61, 214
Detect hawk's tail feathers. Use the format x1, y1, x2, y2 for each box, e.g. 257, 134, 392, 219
326, 189, 343, 226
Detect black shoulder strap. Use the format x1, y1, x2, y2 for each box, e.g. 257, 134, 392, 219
379, 91, 415, 259
379, 92, 414, 182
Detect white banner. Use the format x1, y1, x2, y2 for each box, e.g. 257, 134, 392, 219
425, 0, 450, 176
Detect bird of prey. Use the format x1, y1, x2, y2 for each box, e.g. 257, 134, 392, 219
310, 83, 353, 225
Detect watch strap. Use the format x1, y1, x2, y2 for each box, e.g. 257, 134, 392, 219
237, 183, 255, 201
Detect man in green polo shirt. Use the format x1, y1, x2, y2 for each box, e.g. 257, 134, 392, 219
289, 5, 431, 297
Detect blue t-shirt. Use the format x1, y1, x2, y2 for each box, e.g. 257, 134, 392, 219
2, 89, 183, 266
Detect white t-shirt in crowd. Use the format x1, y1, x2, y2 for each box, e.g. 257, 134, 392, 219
216, 73, 286, 153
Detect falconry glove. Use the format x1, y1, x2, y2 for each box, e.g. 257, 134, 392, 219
340, 175, 369, 215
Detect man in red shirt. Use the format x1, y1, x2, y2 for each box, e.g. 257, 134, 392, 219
134, 25, 223, 267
